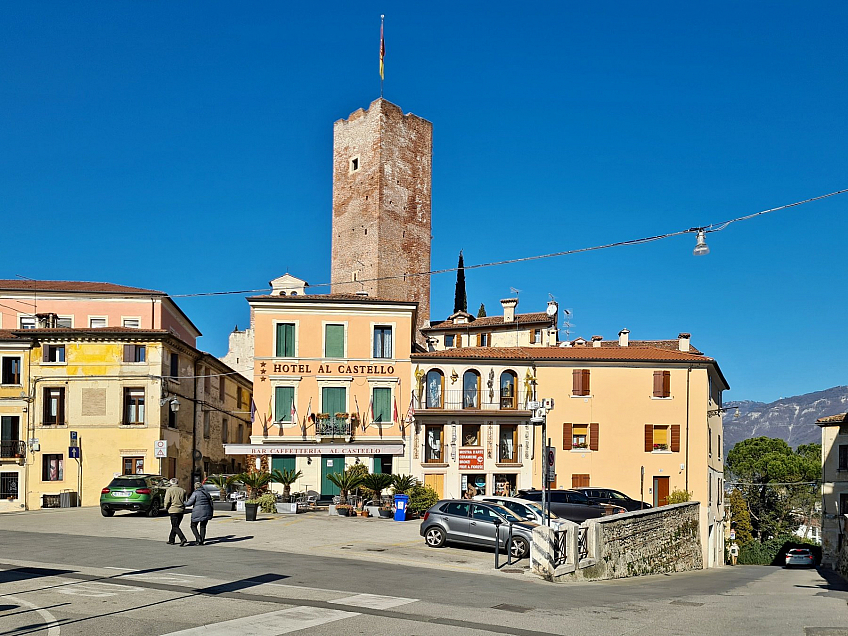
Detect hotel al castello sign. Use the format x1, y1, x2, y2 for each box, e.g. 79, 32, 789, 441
258, 360, 397, 381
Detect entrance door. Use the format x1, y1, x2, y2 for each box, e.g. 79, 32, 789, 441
424, 473, 444, 498
653, 476, 670, 507
321, 456, 342, 499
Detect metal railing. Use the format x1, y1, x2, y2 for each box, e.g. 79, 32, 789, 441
423, 442, 447, 464
577, 526, 588, 561
0, 440, 25, 459
417, 390, 532, 411
498, 443, 521, 464
553, 529, 567, 567
315, 418, 351, 437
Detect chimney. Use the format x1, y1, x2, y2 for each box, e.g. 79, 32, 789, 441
678, 332, 691, 352
501, 298, 518, 323
618, 328, 630, 347
591, 335, 603, 348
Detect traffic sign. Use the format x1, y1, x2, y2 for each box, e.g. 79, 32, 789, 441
69, 446, 80, 459
153, 440, 168, 459
70, 431, 78, 447
527, 400, 541, 410
545, 446, 556, 481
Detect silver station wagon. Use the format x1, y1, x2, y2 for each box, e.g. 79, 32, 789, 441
419, 499, 537, 559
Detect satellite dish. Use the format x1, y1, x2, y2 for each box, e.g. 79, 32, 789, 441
546, 303, 558, 317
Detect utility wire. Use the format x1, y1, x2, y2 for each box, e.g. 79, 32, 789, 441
169, 188, 848, 299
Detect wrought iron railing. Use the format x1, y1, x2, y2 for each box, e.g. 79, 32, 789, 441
417, 390, 533, 411
0, 440, 25, 459
424, 442, 447, 464
577, 526, 588, 561
553, 529, 567, 567
315, 417, 351, 437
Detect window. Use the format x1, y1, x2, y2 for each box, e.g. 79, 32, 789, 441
572, 424, 588, 449
170, 352, 179, 378
372, 387, 392, 423
123, 318, 141, 328
653, 371, 670, 398
478, 333, 491, 347
275, 323, 295, 357
275, 386, 294, 423
499, 371, 517, 409
718, 435, 721, 459
499, 425, 518, 462
42, 345, 65, 363
222, 418, 228, 443
373, 326, 393, 358
203, 411, 210, 438
472, 505, 500, 522
237, 386, 243, 409
166, 458, 177, 479
1, 416, 21, 458
572, 474, 590, 488
19, 316, 35, 329
572, 369, 590, 396
204, 370, 211, 395
645, 424, 680, 452
122, 456, 144, 475
442, 501, 470, 517
462, 424, 481, 446
237, 424, 244, 444
56, 316, 72, 328
219, 377, 226, 401
462, 475, 488, 496
124, 388, 145, 425
445, 334, 455, 348
462, 370, 480, 409
89, 317, 107, 328
2, 357, 21, 385
0, 472, 18, 499
43, 388, 65, 425
321, 386, 346, 418
563, 423, 599, 451
168, 407, 177, 429
424, 425, 444, 463
324, 324, 345, 358
425, 370, 444, 408
42, 454, 63, 481
839, 445, 848, 471
532, 329, 542, 344
123, 345, 146, 363
350, 156, 360, 172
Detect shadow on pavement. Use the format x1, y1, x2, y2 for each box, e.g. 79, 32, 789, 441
197, 573, 289, 595
203, 535, 254, 545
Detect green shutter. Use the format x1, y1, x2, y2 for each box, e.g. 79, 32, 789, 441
275, 386, 294, 422
276, 323, 295, 357
321, 387, 346, 416
271, 455, 296, 472
373, 388, 391, 423
325, 324, 344, 358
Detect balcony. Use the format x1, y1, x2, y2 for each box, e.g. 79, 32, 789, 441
0, 440, 26, 460
315, 417, 351, 439
418, 390, 532, 411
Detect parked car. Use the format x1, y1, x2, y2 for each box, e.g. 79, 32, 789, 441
473, 495, 571, 529
516, 489, 625, 522
571, 487, 651, 512
420, 499, 537, 559
100, 475, 167, 517
784, 548, 815, 568
201, 475, 242, 501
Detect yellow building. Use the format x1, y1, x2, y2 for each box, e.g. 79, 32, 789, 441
227, 275, 417, 500
818, 412, 848, 570
0, 330, 33, 513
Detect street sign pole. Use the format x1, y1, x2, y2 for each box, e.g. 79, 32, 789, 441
546, 437, 552, 527
541, 415, 547, 526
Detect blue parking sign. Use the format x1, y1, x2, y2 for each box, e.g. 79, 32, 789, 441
69, 446, 80, 459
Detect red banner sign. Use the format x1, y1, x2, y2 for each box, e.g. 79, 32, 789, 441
458, 448, 484, 470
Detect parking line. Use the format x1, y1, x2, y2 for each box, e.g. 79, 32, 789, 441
329, 593, 417, 610
0, 594, 61, 636
160, 606, 358, 635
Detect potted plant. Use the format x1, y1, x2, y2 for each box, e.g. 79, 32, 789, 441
335, 503, 353, 516
361, 473, 393, 518
237, 471, 271, 521
206, 474, 236, 511
326, 471, 364, 507
271, 467, 303, 513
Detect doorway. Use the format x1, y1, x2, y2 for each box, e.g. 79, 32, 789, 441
653, 476, 669, 507
423, 473, 444, 498
321, 456, 342, 499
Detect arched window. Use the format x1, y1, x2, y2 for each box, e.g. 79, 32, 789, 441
425, 369, 444, 408
463, 370, 480, 409
500, 371, 518, 409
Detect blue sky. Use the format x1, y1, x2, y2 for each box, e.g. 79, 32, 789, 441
2, 2, 846, 403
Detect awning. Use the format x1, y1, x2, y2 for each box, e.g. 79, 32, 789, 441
224, 443, 405, 456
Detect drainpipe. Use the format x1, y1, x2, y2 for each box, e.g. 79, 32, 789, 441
685, 365, 691, 493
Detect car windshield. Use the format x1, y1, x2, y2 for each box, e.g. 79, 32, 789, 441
523, 501, 560, 518
490, 499, 535, 520
487, 503, 524, 523
567, 490, 592, 504
109, 478, 145, 488
608, 491, 628, 500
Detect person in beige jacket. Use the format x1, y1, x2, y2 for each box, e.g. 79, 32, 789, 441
163, 478, 188, 546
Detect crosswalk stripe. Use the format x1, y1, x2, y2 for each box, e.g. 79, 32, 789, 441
329, 593, 417, 609
160, 606, 359, 635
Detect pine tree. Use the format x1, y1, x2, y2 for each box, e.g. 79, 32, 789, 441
453, 250, 467, 313
477, 303, 486, 318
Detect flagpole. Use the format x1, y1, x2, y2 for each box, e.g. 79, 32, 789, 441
380, 15, 385, 98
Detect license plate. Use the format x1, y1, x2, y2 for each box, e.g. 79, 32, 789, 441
113, 491, 131, 497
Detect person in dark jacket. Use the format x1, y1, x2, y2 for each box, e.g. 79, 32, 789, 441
184, 481, 215, 545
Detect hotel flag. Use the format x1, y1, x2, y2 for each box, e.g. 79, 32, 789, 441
379, 15, 385, 95
406, 390, 415, 422
250, 399, 256, 424
393, 397, 399, 425
289, 399, 297, 429
304, 397, 312, 435
354, 395, 362, 430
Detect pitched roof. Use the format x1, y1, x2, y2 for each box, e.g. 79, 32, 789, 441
816, 412, 847, 426
0, 329, 26, 341
247, 293, 416, 305
12, 327, 170, 337
423, 312, 553, 331
411, 346, 711, 363
0, 280, 165, 295
589, 339, 703, 355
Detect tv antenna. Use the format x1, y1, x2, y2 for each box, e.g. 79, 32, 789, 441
509, 286, 522, 298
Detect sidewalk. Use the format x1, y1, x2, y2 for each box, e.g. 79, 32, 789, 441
0, 506, 533, 580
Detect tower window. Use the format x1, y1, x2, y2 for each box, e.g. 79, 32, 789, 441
350, 156, 360, 172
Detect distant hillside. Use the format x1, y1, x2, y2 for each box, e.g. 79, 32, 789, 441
724, 386, 848, 450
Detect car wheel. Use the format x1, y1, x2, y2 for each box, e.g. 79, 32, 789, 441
508, 536, 529, 560
147, 499, 161, 517
424, 526, 446, 548
101, 506, 114, 517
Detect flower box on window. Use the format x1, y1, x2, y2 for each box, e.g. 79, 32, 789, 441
653, 443, 669, 451
572, 442, 588, 449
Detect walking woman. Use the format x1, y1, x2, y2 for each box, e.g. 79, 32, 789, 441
184, 481, 214, 545
163, 478, 188, 546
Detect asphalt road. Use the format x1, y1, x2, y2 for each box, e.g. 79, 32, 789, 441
1, 513, 847, 635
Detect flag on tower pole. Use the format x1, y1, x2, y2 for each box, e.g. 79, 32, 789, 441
379, 15, 385, 93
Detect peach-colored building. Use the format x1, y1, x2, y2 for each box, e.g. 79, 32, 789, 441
227, 275, 417, 500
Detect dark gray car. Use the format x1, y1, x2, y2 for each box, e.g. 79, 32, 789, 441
572, 487, 651, 512
419, 499, 537, 559
516, 489, 624, 522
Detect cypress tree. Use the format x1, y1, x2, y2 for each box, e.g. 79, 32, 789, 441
453, 250, 467, 313
477, 303, 486, 318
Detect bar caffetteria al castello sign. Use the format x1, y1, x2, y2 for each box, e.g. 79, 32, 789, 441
258, 361, 396, 381
223, 445, 405, 456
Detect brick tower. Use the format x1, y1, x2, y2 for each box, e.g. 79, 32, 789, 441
331, 98, 432, 341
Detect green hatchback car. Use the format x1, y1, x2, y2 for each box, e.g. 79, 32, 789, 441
100, 475, 167, 517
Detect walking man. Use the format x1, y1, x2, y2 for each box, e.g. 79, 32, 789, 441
163, 478, 188, 546
184, 481, 214, 545
729, 542, 739, 566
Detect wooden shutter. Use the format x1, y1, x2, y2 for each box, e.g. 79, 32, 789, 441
562, 423, 572, 450
670, 425, 681, 452
374, 387, 391, 422
275, 387, 293, 422
325, 324, 344, 357
58, 388, 65, 425
42, 346, 49, 362
582, 370, 590, 395
43, 388, 50, 423
653, 371, 663, 397
662, 371, 670, 397
124, 345, 133, 362
589, 423, 599, 451
572, 474, 590, 488
645, 425, 653, 452
572, 369, 581, 395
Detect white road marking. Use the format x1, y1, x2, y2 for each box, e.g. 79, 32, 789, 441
329, 592, 417, 610
57, 581, 145, 597
160, 606, 358, 635
105, 567, 206, 578
0, 593, 61, 636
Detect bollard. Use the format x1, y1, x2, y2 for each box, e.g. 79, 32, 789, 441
493, 517, 502, 569
506, 521, 514, 565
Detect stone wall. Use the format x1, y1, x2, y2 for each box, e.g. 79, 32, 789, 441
532, 502, 703, 582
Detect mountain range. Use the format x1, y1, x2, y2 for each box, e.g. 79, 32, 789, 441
722, 386, 848, 450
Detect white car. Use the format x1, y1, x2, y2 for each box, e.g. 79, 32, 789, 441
784, 548, 815, 568
473, 495, 572, 529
